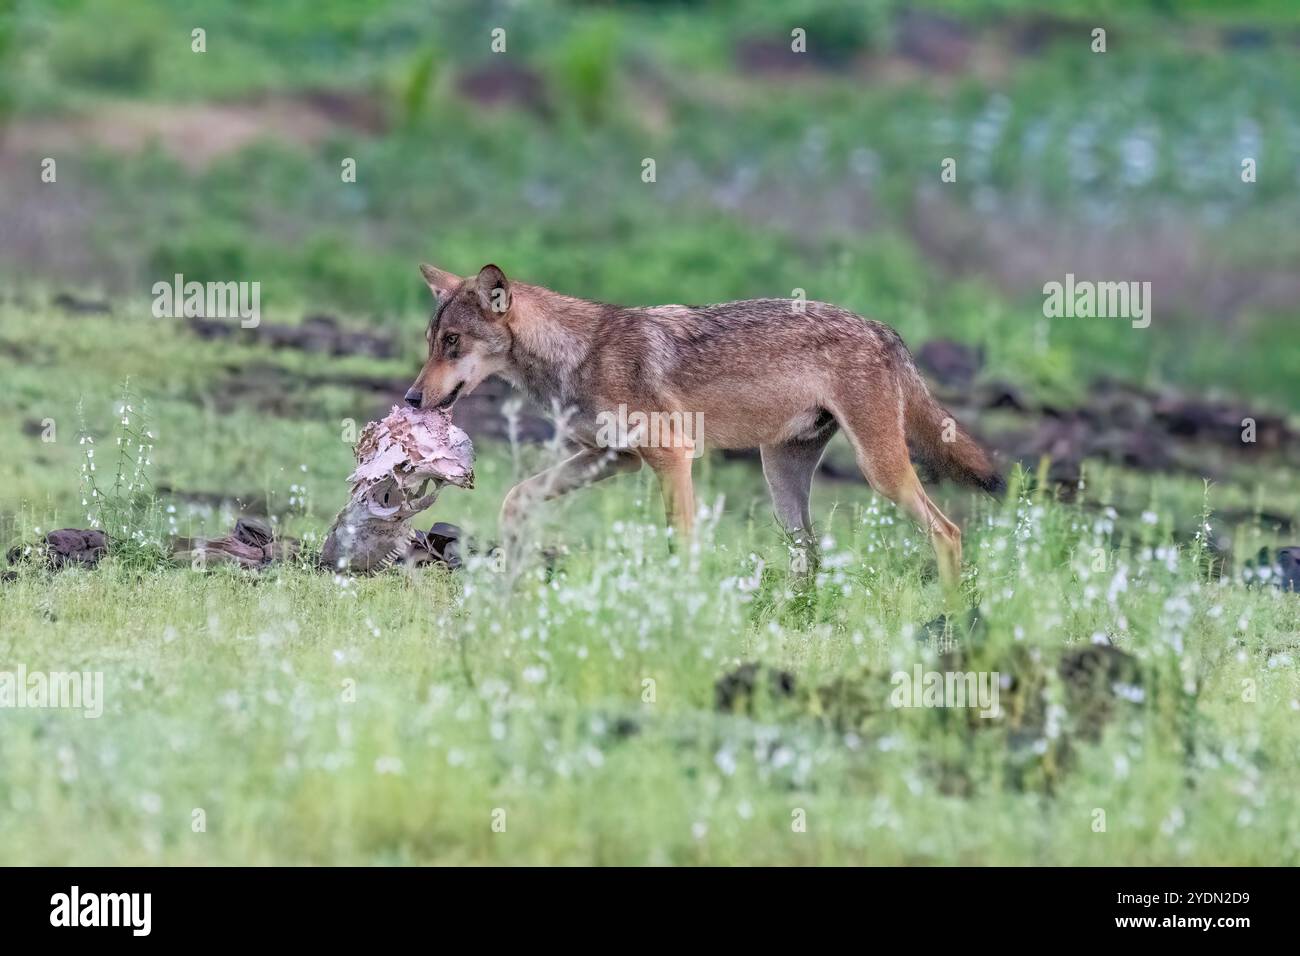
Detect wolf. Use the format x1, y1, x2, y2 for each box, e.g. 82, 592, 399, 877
405, 263, 1003, 588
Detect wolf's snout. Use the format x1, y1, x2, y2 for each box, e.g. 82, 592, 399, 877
404, 387, 423, 408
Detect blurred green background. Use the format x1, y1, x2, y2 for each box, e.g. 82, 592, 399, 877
2, 0, 1297, 403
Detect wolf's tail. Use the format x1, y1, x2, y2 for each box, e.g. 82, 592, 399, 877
898, 363, 1005, 494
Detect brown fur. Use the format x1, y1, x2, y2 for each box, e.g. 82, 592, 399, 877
406, 263, 1002, 589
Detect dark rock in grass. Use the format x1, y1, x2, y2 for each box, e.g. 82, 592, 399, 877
1253, 547, 1300, 593
1280, 548, 1300, 593
46, 529, 108, 566
714, 662, 798, 714
1, 570, 18, 583
720, 640, 1150, 792
976, 371, 1295, 489
894, 9, 973, 73
423, 522, 463, 570
917, 608, 986, 650
406, 522, 463, 571
735, 37, 835, 75
1221, 27, 1272, 51
169, 515, 464, 575
233, 516, 274, 549
456, 62, 550, 115
917, 339, 982, 390
1243, 546, 1300, 592
51, 292, 111, 315
207, 363, 310, 418
971, 379, 1027, 411
1153, 392, 1292, 452
1215, 508, 1293, 535
610, 715, 641, 739
1087, 423, 1174, 472
1006, 416, 1088, 486
1007, 14, 1083, 55
187, 313, 396, 360
1007, 414, 1175, 487
1056, 644, 1144, 741
7, 528, 108, 569
913, 641, 1144, 744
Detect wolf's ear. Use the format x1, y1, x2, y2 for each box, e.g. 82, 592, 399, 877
419, 263, 461, 301
475, 264, 511, 316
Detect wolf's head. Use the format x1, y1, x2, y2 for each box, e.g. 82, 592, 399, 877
405, 263, 514, 411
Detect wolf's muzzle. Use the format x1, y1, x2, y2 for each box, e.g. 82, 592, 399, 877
436, 382, 464, 409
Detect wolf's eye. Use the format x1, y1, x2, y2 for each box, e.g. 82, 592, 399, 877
443, 333, 459, 349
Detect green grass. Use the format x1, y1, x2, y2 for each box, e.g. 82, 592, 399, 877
2, 466, 1299, 864
1, 300, 1299, 865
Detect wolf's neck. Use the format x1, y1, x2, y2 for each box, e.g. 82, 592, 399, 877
505, 287, 601, 406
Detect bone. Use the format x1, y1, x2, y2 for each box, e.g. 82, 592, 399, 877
320, 406, 474, 573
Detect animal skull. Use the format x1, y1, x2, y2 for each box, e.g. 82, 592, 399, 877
321, 406, 474, 572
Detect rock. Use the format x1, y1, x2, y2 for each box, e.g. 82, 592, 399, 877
1153, 392, 1291, 450
916, 339, 983, 389
7, 528, 108, 569
233, 516, 274, 549
52, 292, 111, 315
917, 608, 985, 647
1008, 14, 1082, 54
45, 529, 108, 567
1276, 547, 1300, 593
1221, 27, 1272, 50
717, 639, 1149, 790
424, 522, 463, 570
895, 9, 973, 72
456, 62, 550, 114
187, 313, 396, 360
972, 379, 1028, 411
735, 37, 837, 74
714, 663, 798, 714
1056, 643, 1144, 741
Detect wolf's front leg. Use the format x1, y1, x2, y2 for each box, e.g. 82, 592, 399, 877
499, 447, 641, 561
644, 448, 696, 540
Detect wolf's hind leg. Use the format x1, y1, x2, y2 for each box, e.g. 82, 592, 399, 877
833, 401, 963, 595
760, 432, 833, 573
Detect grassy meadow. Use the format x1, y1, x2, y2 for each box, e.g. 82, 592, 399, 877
0, 0, 1298, 864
